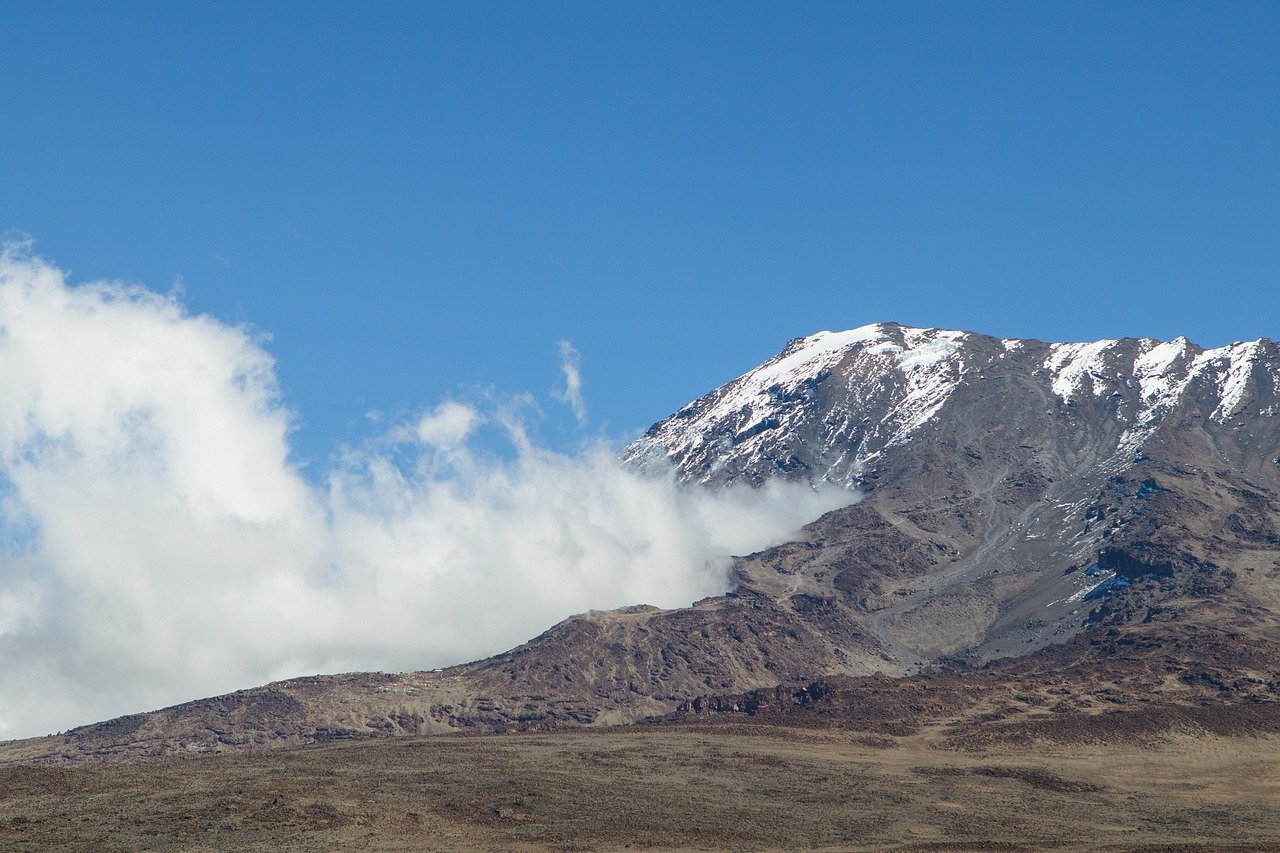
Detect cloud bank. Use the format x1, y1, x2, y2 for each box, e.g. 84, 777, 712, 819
0, 249, 852, 740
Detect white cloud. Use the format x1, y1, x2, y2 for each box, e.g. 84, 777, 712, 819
414, 401, 483, 450
0, 249, 854, 740
552, 339, 586, 424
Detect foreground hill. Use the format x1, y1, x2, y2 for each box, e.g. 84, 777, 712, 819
2, 323, 1278, 764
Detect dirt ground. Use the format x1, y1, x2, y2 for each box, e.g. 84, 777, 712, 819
1, 721, 1277, 852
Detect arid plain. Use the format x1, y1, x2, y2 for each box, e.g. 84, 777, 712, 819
3, 703, 1279, 851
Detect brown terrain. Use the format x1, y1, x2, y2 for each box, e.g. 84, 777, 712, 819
1, 325, 1278, 849
2, 671, 1277, 850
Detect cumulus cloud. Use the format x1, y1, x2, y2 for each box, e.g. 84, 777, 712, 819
0, 249, 853, 740
552, 339, 586, 424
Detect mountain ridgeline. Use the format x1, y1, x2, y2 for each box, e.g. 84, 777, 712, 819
626, 323, 1279, 489
5, 322, 1279, 763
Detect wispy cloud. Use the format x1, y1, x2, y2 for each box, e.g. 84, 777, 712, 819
0, 249, 853, 740
552, 339, 587, 425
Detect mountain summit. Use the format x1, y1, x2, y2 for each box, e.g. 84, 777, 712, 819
5, 323, 1278, 763
627, 322, 1279, 488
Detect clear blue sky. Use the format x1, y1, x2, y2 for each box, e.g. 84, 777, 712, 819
3, 1, 1277, 468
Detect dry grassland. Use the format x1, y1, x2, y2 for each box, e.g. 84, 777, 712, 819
2, 722, 1277, 851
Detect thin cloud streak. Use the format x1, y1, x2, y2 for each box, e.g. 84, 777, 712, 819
553, 339, 587, 424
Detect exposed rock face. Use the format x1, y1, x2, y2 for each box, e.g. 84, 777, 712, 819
668, 622, 1280, 746
4, 323, 1279, 764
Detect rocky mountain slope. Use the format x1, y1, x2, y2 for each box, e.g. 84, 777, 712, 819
3, 323, 1278, 763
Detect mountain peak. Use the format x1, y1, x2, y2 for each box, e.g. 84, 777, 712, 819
627, 325, 1280, 488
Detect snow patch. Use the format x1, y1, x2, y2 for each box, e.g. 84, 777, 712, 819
751, 325, 890, 389
1132, 338, 1190, 404
1045, 340, 1119, 402
1208, 341, 1261, 421
898, 328, 964, 371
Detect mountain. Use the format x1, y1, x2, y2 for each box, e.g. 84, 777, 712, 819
3, 323, 1278, 764
626, 322, 1280, 664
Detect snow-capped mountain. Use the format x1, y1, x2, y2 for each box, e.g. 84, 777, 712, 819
614, 320, 1280, 669
626, 322, 1280, 488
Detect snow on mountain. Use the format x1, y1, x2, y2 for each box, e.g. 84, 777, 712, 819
1044, 339, 1122, 402
624, 323, 972, 486
627, 323, 1279, 487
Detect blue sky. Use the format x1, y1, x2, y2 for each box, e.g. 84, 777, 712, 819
3, 1, 1277, 468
